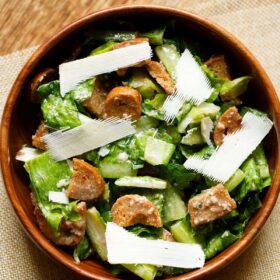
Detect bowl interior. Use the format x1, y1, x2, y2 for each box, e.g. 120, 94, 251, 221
2, 6, 280, 280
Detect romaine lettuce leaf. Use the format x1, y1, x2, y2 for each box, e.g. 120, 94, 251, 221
159, 163, 199, 190
24, 152, 81, 233
36, 80, 60, 99
41, 95, 81, 129
73, 235, 93, 263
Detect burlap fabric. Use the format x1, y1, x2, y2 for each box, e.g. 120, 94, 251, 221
0, 1, 279, 279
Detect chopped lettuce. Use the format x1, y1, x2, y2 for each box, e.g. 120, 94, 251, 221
204, 230, 239, 259
41, 95, 81, 129
170, 217, 197, 244
238, 193, 262, 225
36, 80, 60, 99
159, 163, 199, 190
234, 157, 262, 204
129, 68, 164, 99
123, 264, 157, 280
252, 145, 271, 188
73, 235, 93, 263
141, 25, 166, 45
24, 152, 80, 234
135, 116, 159, 132
155, 44, 180, 78
90, 41, 116, 56
68, 78, 95, 103
144, 137, 176, 166
181, 127, 205, 146
220, 76, 252, 100
225, 169, 245, 192
99, 158, 137, 178
134, 128, 173, 160
86, 207, 107, 261
142, 93, 167, 120
163, 184, 187, 224
128, 225, 163, 239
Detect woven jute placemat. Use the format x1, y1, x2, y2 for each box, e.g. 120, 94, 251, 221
0, 1, 279, 279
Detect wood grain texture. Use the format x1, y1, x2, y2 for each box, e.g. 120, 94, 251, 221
0, 0, 279, 55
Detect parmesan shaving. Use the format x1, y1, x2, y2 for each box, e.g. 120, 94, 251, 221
59, 42, 152, 95
162, 49, 213, 122
105, 222, 205, 268
16, 147, 42, 162
43, 118, 136, 161
48, 191, 69, 204
98, 146, 110, 157
184, 112, 273, 182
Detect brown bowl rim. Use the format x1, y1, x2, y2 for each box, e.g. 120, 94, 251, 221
1, 4, 280, 280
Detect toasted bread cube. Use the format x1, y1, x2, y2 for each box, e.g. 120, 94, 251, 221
213, 106, 242, 146
67, 158, 105, 201
32, 121, 48, 150
204, 55, 231, 80
31, 193, 86, 246
188, 184, 237, 227
145, 61, 175, 95
112, 194, 162, 228
104, 86, 142, 120
83, 78, 108, 118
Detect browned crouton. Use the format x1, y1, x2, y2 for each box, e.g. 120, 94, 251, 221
204, 55, 231, 80
161, 228, 176, 242
32, 122, 48, 150
188, 184, 237, 227
67, 158, 105, 201
104, 86, 142, 120
214, 106, 242, 146
29, 68, 58, 103
31, 193, 86, 246
83, 78, 109, 118
145, 61, 175, 95
112, 194, 162, 228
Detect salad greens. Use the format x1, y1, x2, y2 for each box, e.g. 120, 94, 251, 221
24, 152, 79, 233
20, 21, 273, 280
41, 95, 81, 129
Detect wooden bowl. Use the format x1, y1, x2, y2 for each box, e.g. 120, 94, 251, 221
1, 5, 279, 280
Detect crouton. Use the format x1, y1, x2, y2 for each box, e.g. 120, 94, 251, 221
204, 55, 231, 80
104, 86, 142, 120
112, 194, 162, 228
145, 61, 175, 95
32, 122, 48, 150
83, 78, 109, 118
188, 184, 237, 227
31, 193, 86, 246
214, 106, 242, 146
67, 158, 105, 201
